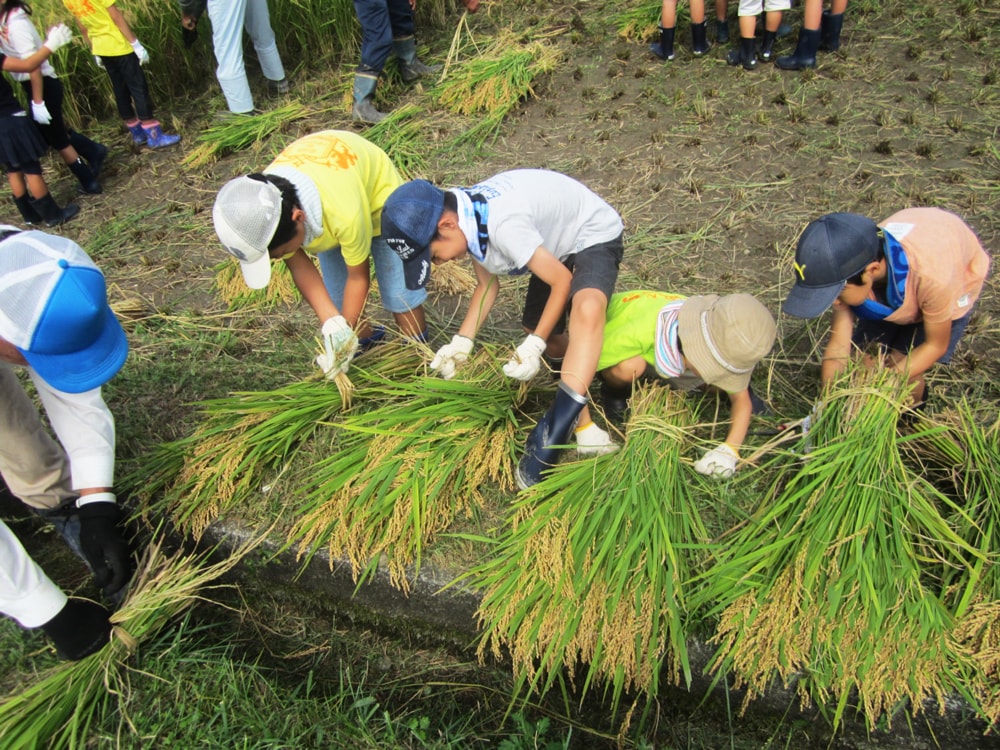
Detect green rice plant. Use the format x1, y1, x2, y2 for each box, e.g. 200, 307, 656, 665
361, 104, 430, 178
213, 259, 300, 311
909, 401, 1000, 727
288, 347, 525, 592
182, 103, 311, 168
132, 344, 428, 538
613, 1, 661, 41
433, 29, 561, 145
698, 367, 982, 730
466, 385, 711, 709
0, 530, 255, 750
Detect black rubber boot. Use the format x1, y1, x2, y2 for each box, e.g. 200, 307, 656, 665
776, 27, 820, 70
760, 30, 778, 62
820, 11, 844, 52
691, 21, 712, 56
649, 26, 675, 61
516, 381, 587, 490
30, 194, 80, 227
68, 157, 102, 194
68, 131, 108, 179
727, 37, 758, 70
600, 380, 632, 427
715, 18, 729, 44
11, 194, 42, 225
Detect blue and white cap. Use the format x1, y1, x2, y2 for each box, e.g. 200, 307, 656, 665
0, 230, 128, 393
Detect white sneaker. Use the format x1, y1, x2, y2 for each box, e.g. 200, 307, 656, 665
575, 422, 619, 456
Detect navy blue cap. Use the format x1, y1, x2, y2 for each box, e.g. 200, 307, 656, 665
783, 213, 880, 318
381, 180, 446, 290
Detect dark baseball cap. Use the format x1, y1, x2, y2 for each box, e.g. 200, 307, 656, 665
782, 212, 880, 318
381, 180, 446, 290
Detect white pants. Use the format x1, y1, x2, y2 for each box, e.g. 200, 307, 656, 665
207, 0, 286, 114
0, 520, 65, 629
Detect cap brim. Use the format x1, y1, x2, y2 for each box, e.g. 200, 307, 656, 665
240, 253, 273, 290
402, 254, 432, 291
782, 280, 844, 319
22, 306, 128, 393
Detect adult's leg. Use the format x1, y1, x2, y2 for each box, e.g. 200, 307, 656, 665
244, 0, 286, 83
0, 367, 74, 512
208, 0, 255, 114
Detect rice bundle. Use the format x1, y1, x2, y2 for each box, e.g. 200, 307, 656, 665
469, 385, 710, 706
213, 260, 299, 311
612, 2, 660, 41
701, 368, 980, 729
133, 344, 425, 538
434, 30, 561, 144
181, 103, 310, 168
288, 348, 524, 592
0, 531, 255, 750
361, 105, 430, 178
926, 402, 1000, 725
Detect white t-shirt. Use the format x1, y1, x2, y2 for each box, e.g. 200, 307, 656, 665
469, 170, 623, 276
0, 7, 56, 82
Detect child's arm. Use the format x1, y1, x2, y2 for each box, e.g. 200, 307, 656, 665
283, 249, 341, 323
820, 299, 855, 385
27, 69, 51, 123
523, 246, 572, 342
456, 261, 500, 340
106, 4, 138, 44
1, 25, 72, 74
897, 318, 951, 382
340, 260, 371, 330
723, 388, 753, 449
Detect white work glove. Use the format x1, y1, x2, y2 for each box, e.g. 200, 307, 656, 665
575, 422, 619, 456
43, 24, 73, 54
94, 55, 105, 70
315, 316, 358, 379
130, 39, 149, 65
30, 100, 51, 125
694, 443, 739, 478
430, 334, 473, 380
502, 334, 547, 381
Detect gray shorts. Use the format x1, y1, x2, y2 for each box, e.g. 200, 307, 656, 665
521, 234, 623, 333
853, 308, 974, 365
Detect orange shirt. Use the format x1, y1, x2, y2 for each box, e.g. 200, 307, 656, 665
878, 207, 990, 325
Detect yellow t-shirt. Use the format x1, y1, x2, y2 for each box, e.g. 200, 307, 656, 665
62, 0, 132, 57
268, 131, 402, 267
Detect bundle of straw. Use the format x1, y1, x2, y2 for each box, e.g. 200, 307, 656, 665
0, 531, 255, 749
921, 402, 1000, 725
288, 348, 525, 592
181, 103, 309, 168
433, 30, 561, 144
132, 346, 426, 538
213, 260, 299, 311
468, 385, 710, 707
361, 105, 430, 179
700, 368, 981, 729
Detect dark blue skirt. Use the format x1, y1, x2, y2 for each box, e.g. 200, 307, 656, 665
0, 113, 47, 172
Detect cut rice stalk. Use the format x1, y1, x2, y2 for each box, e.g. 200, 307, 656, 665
699, 367, 982, 730
0, 528, 260, 750
467, 384, 710, 708
288, 347, 527, 593
132, 344, 425, 538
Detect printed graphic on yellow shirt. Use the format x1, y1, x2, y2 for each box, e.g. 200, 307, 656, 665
274, 137, 359, 172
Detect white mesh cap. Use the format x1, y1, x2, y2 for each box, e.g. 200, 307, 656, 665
0, 230, 127, 393
212, 175, 284, 289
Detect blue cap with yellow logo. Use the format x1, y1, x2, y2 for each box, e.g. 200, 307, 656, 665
783, 212, 880, 319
